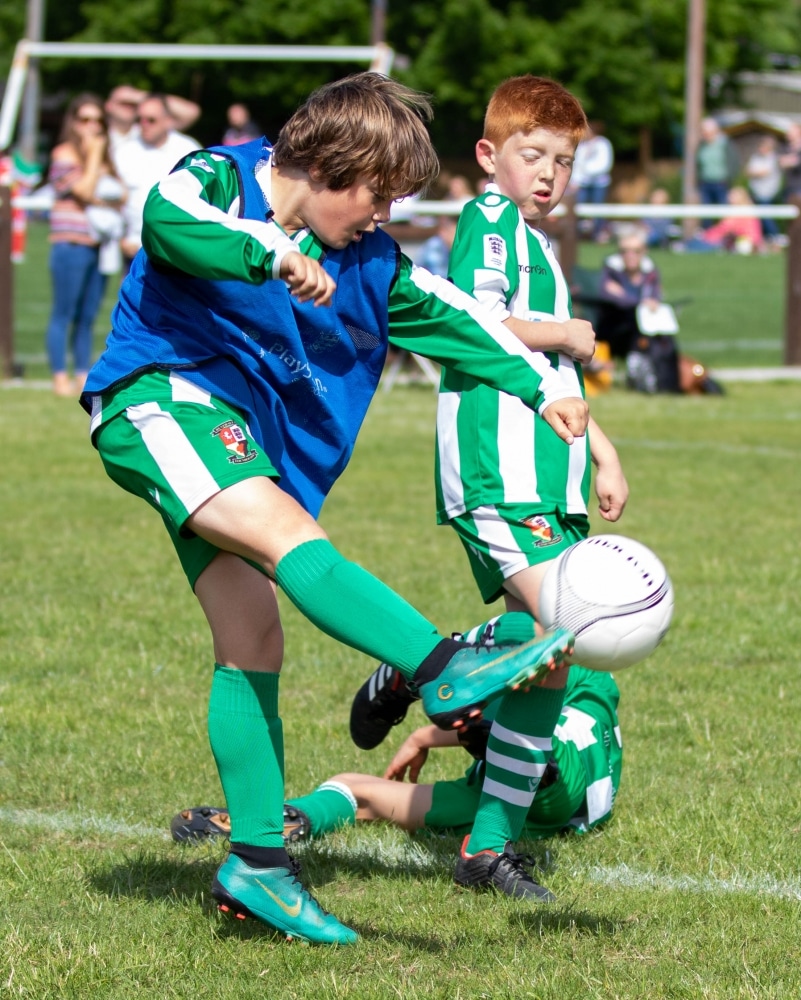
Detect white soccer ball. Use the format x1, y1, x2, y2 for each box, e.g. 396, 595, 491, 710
539, 535, 674, 671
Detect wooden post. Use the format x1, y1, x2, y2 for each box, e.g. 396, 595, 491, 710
0, 185, 13, 379
785, 201, 801, 366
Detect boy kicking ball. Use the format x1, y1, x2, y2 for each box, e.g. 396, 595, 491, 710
350, 76, 629, 901
174, 613, 622, 902
81, 73, 583, 945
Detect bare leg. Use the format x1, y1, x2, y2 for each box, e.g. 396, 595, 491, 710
194, 551, 284, 672
328, 773, 434, 833
188, 476, 328, 576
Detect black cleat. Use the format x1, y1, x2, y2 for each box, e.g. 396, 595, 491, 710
283, 804, 311, 843
349, 662, 419, 750
454, 836, 555, 902
171, 806, 230, 843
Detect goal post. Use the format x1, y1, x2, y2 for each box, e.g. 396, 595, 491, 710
0, 37, 396, 151
0, 37, 395, 377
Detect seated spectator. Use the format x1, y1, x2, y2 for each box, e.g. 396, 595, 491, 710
643, 187, 678, 249
678, 186, 764, 255
595, 224, 662, 358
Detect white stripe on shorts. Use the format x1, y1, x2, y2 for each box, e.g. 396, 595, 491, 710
126, 401, 221, 516
469, 506, 531, 579
169, 372, 213, 406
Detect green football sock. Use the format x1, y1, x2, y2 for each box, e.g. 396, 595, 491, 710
466, 682, 566, 855
207, 664, 285, 848
460, 611, 538, 647
274, 539, 442, 678
287, 780, 358, 837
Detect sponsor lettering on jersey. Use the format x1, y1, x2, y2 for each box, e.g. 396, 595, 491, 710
483, 233, 507, 271
188, 157, 215, 174
520, 513, 563, 547
211, 419, 258, 464
519, 264, 547, 275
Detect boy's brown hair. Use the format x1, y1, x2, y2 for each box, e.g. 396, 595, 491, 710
273, 72, 439, 200
483, 75, 587, 148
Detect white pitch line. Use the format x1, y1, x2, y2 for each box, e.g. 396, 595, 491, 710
585, 862, 801, 901
0, 806, 167, 839
4, 807, 800, 901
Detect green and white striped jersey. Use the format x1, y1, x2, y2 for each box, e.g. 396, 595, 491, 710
435, 185, 591, 522
116, 150, 582, 419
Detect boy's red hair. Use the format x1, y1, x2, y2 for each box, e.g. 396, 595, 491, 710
484, 76, 587, 148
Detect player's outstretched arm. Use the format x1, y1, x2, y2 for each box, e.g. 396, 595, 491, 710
383, 725, 460, 783
504, 316, 596, 365
589, 416, 629, 521
541, 396, 589, 445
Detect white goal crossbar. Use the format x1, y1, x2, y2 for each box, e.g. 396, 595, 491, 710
0, 38, 395, 150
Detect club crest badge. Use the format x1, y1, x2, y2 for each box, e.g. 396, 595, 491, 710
211, 420, 257, 464
521, 514, 563, 547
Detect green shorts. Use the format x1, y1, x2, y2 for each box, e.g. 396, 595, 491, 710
94, 372, 278, 589
448, 504, 590, 603
425, 734, 587, 839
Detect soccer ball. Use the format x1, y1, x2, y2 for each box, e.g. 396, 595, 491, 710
539, 535, 674, 671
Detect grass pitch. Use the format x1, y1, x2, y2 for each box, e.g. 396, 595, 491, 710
1, 379, 800, 999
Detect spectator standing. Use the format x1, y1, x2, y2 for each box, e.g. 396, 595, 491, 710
778, 122, 801, 201
696, 117, 739, 224
571, 121, 614, 242
106, 86, 201, 157
415, 213, 457, 278
222, 103, 262, 146
105, 85, 147, 155
115, 94, 200, 272
45, 93, 125, 396
746, 135, 782, 242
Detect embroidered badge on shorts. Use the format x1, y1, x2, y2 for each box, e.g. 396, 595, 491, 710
211, 420, 257, 464
521, 514, 563, 547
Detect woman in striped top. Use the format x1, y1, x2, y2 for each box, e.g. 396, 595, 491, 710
45, 93, 124, 396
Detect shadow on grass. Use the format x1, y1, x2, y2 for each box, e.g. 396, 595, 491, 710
510, 906, 620, 937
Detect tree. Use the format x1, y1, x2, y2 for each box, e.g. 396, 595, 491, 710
2, 0, 800, 161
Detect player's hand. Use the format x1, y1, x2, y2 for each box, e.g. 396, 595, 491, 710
559, 318, 596, 365
541, 396, 589, 445
383, 734, 429, 784
595, 460, 629, 522
279, 252, 336, 306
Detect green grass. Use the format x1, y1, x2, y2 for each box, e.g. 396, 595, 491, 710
6, 220, 792, 382
1, 381, 800, 999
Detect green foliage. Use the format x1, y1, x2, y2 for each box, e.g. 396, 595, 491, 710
4, 0, 801, 157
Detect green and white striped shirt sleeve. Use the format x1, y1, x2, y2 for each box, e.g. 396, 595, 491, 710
141, 150, 303, 283
388, 255, 577, 414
